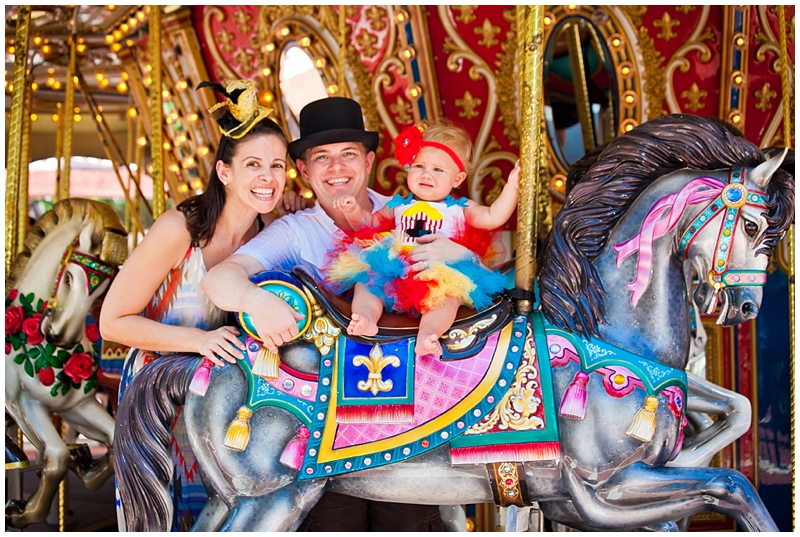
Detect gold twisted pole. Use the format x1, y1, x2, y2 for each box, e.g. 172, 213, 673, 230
515, 5, 545, 315
5, 5, 31, 273
57, 15, 79, 201
338, 5, 346, 95
149, 5, 165, 218
776, 5, 795, 530
17, 79, 33, 253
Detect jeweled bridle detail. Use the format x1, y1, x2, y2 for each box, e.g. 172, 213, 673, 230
614, 167, 768, 307
47, 238, 117, 310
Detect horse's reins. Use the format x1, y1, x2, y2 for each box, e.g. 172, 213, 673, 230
678, 167, 768, 293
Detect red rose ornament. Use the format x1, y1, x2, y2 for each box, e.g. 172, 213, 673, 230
64, 352, 94, 383
5, 305, 25, 335
22, 313, 44, 346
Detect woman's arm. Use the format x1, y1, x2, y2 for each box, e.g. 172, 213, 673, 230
99, 209, 244, 365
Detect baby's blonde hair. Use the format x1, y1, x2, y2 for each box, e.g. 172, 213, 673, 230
422, 119, 474, 176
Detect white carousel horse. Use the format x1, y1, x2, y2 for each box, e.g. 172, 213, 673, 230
5, 199, 127, 528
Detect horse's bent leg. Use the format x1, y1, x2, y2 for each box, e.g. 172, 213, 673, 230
220, 480, 327, 532
540, 500, 679, 532
669, 372, 751, 468
59, 398, 116, 490
561, 461, 777, 531
6, 400, 69, 528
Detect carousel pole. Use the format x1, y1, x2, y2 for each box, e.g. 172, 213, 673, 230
776, 5, 795, 530
17, 78, 34, 253
514, 6, 545, 315
54, 102, 63, 189
149, 5, 165, 219
125, 111, 135, 236
57, 11, 79, 202
5, 5, 31, 273
338, 5, 346, 95
133, 119, 145, 248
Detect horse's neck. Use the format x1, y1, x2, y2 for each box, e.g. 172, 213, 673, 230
593, 172, 713, 370
13, 220, 83, 300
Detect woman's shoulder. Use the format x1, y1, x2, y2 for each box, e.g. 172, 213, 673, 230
144, 209, 193, 248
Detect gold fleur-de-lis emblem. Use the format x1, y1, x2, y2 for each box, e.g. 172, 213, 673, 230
456, 90, 482, 120
681, 82, 708, 112
755, 82, 777, 112
353, 344, 401, 395
653, 12, 680, 42
474, 18, 501, 48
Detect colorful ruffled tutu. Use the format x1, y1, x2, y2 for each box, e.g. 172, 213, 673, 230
325, 197, 507, 317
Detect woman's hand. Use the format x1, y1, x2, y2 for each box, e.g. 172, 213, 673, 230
407, 234, 473, 272
196, 326, 247, 366
277, 190, 315, 216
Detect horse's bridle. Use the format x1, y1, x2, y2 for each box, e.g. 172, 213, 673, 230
678, 168, 769, 292
45, 238, 117, 311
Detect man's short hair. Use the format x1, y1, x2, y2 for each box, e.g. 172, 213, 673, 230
297, 141, 370, 165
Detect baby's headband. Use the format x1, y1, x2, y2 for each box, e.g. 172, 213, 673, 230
196, 79, 272, 140
393, 125, 465, 172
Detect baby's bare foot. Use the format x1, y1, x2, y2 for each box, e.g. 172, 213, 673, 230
415, 333, 442, 356
348, 313, 379, 336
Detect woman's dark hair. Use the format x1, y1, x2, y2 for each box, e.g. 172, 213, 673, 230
176, 115, 288, 246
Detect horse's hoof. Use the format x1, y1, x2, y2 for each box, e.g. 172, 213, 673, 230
67, 443, 92, 472
5, 499, 27, 529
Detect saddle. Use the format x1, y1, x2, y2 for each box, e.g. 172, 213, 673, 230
292, 265, 514, 360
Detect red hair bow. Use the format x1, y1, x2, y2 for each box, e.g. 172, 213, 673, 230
394, 125, 424, 170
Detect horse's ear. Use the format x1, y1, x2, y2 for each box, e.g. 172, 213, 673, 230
750, 148, 788, 190
77, 221, 96, 252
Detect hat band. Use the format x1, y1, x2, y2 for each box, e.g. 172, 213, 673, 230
421, 141, 465, 172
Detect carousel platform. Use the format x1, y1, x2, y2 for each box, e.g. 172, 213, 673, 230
6, 438, 117, 532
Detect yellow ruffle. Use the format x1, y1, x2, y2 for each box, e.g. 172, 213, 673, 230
416, 262, 477, 310
327, 252, 371, 283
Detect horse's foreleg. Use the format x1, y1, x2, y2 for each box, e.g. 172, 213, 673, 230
561, 461, 777, 531
5, 400, 69, 528
220, 480, 327, 532
191, 474, 229, 531
539, 500, 679, 532
59, 397, 116, 491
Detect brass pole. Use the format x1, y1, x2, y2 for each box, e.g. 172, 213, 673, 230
338, 5, 346, 95
17, 79, 33, 253
515, 5, 545, 315
54, 102, 63, 191
58, 22, 78, 201
564, 22, 596, 152
776, 5, 795, 531
149, 5, 165, 218
125, 113, 135, 234
133, 119, 145, 249
516, 6, 525, 111
5, 5, 31, 273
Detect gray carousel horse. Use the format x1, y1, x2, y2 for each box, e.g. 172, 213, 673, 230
5, 199, 127, 528
115, 115, 793, 532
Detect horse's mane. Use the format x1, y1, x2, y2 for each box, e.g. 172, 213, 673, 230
538, 113, 795, 338
6, 199, 128, 294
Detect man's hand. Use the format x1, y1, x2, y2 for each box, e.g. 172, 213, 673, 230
407, 234, 473, 272
333, 195, 359, 214
249, 291, 306, 354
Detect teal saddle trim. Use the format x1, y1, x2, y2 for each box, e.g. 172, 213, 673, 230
235, 339, 315, 427
540, 313, 688, 397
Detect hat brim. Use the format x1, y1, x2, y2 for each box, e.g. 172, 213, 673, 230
288, 129, 379, 161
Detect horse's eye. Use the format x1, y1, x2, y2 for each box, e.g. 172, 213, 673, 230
64, 272, 72, 288
743, 219, 759, 239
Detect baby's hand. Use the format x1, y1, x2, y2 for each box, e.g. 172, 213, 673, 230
507, 160, 521, 190
333, 195, 358, 214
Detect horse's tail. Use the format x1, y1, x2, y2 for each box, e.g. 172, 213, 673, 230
113, 354, 201, 532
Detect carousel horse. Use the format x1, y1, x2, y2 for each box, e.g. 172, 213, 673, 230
115, 115, 793, 532
5, 198, 127, 528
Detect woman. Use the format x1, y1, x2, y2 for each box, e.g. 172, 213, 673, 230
100, 80, 293, 531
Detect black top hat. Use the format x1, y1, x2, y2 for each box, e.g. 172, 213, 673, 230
288, 97, 379, 161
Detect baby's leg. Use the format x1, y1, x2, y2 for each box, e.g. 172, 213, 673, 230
415, 296, 460, 356
348, 283, 382, 336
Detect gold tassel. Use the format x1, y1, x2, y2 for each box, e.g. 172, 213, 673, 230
224, 407, 253, 451
626, 396, 659, 442
252, 346, 280, 379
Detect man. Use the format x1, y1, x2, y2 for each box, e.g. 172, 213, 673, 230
203, 97, 473, 531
